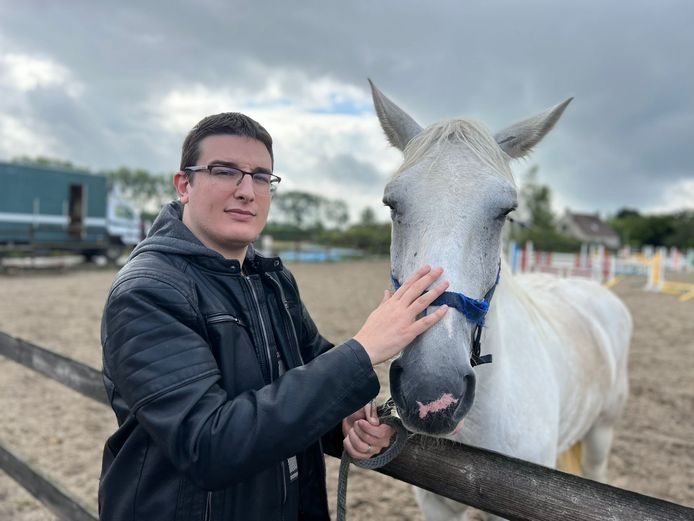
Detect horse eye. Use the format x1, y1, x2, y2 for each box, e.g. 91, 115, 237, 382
499, 207, 516, 220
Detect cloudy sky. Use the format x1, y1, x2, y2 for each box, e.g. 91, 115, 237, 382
1, 1, 692, 222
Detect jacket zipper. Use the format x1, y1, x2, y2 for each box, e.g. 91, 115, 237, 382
204, 491, 212, 521
205, 313, 245, 327
243, 276, 275, 382
265, 275, 297, 516
241, 275, 287, 514
266, 275, 305, 367
280, 459, 288, 507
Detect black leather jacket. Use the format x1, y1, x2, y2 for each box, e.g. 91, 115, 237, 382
99, 202, 380, 520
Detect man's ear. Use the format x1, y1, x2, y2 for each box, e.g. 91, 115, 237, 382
173, 171, 191, 203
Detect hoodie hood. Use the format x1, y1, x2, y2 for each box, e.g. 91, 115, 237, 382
130, 200, 218, 259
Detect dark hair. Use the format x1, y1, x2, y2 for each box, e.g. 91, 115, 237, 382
179, 112, 274, 170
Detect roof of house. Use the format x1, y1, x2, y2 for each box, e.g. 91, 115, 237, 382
565, 211, 619, 239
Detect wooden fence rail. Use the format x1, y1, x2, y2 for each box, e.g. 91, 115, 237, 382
0, 443, 98, 521
1, 331, 693, 521
0, 331, 107, 405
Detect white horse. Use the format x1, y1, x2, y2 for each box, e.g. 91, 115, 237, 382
369, 81, 632, 521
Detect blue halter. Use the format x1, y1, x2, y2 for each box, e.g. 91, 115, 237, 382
391, 263, 500, 367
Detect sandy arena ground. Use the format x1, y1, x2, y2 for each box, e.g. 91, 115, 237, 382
0, 261, 692, 520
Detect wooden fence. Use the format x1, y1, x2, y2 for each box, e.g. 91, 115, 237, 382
1, 330, 693, 521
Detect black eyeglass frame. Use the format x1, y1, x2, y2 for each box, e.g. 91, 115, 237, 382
183, 164, 281, 193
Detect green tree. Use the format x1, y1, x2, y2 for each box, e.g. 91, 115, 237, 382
359, 207, 377, 226
321, 206, 391, 255
520, 165, 555, 230
268, 191, 392, 254
609, 209, 693, 248
510, 165, 581, 252
272, 191, 324, 229
271, 190, 350, 231
666, 211, 694, 248
320, 221, 392, 255
11, 156, 88, 171
614, 208, 641, 220
104, 167, 176, 219
322, 199, 350, 230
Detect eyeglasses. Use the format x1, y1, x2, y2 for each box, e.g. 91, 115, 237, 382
183, 164, 281, 196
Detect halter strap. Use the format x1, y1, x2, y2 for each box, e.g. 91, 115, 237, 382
391, 263, 500, 367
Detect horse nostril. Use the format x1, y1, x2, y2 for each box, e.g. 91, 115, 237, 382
464, 371, 476, 391
455, 371, 477, 418
389, 360, 404, 398
389, 359, 403, 382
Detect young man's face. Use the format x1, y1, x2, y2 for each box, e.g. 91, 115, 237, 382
174, 134, 273, 260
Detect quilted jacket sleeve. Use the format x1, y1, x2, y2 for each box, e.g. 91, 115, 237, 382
102, 271, 379, 491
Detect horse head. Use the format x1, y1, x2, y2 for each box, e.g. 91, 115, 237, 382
370, 80, 571, 435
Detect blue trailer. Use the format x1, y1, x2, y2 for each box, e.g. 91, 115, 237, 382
0, 161, 141, 260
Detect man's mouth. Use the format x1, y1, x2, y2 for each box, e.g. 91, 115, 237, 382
225, 208, 255, 216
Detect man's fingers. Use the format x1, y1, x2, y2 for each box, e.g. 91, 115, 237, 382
343, 436, 368, 460
353, 420, 388, 447
400, 267, 444, 304
357, 420, 394, 444
406, 267, 443, 299
356, 263, 448, 366
352, 423, 379, 447
410, 305, 449, 337
345, 420, 394, 458
367, 401, 378, 425
413, 280, 449, 310
347, 429, 371, 454
392, 265, 432, 299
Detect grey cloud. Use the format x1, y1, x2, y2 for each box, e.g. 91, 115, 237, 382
0, 1, 692, 214
323, 153, 387, 188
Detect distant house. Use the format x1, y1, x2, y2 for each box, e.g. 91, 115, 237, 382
557, 210, 620, 249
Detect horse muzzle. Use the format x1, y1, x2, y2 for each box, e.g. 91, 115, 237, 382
389, 357, 476, 436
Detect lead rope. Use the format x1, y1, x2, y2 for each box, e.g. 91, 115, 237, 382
336, 398, 409, 521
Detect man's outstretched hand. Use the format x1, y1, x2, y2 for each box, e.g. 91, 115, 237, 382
354, 265, 449, 365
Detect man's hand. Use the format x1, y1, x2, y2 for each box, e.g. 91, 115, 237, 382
354, 265, 449, 365
342, 402, 394, 460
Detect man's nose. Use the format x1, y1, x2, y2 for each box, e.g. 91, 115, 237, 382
234, 174, 256, 200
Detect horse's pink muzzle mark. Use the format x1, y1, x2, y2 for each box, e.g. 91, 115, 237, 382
417, 393, 459, 419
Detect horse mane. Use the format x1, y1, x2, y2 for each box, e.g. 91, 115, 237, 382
395, 119, 515, 186
496, 259, 566, 340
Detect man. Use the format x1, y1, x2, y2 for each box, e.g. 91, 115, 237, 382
99, 112, 448, 520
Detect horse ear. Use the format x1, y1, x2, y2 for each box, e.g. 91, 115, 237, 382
494, 97, 573, 158
369, 79, 423, 151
